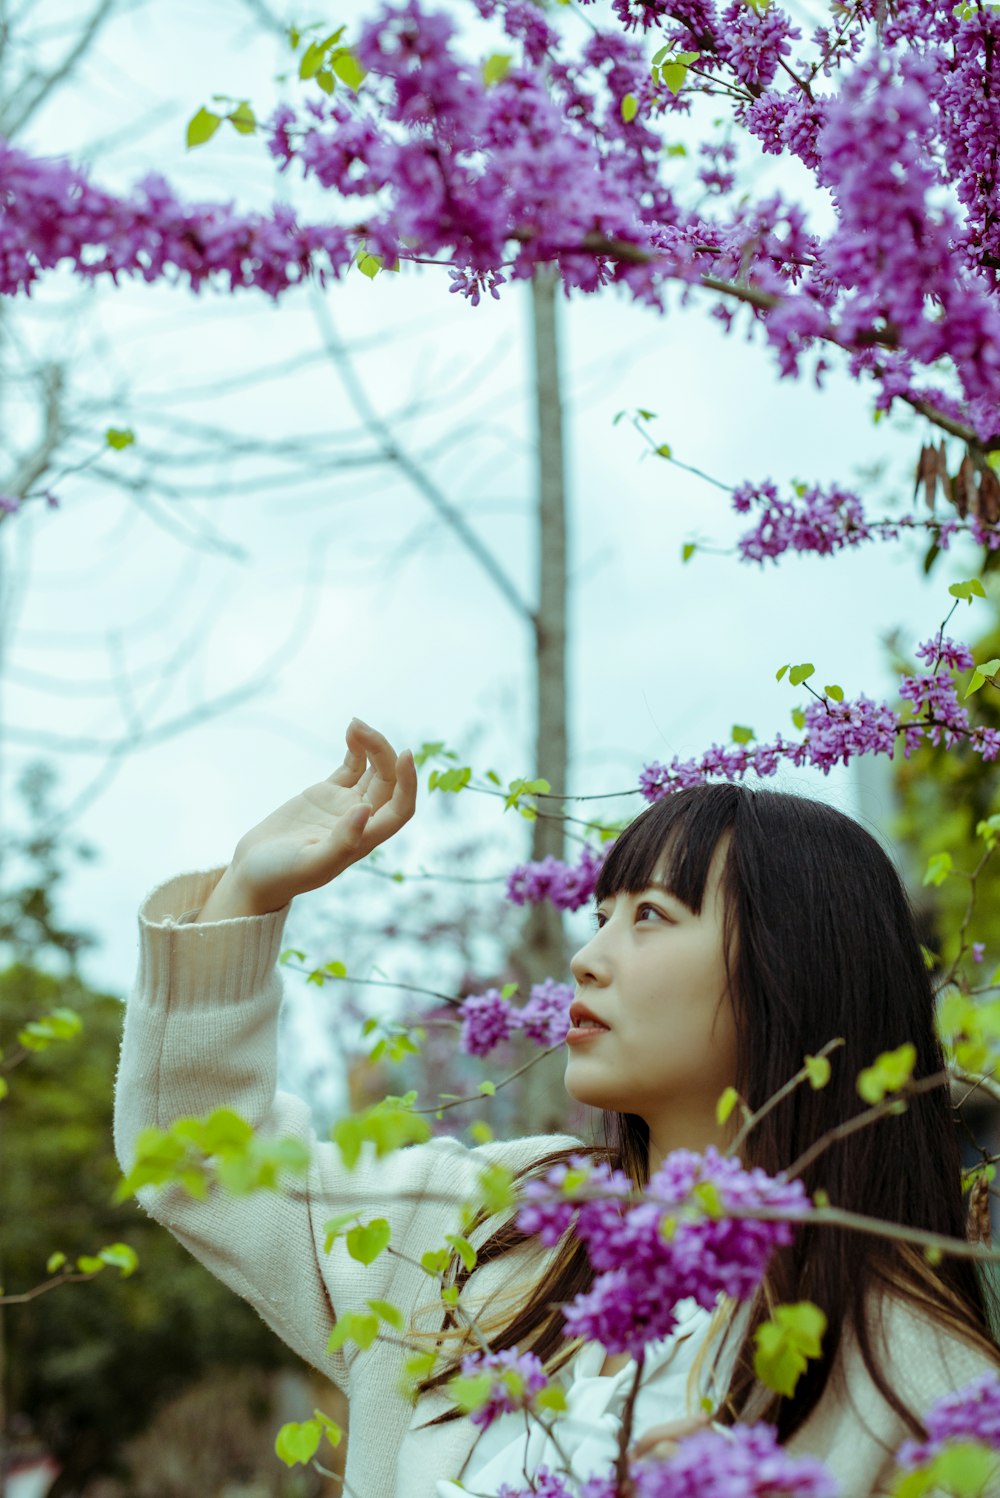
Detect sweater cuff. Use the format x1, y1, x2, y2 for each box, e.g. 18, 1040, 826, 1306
134, 868, 291, 1013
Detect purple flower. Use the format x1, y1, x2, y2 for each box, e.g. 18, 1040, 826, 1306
895, 1369, 1000, 1471
498, 1471, 574, 1498
519, 978, 573, 1046
506, 844, 607, 913
973, 942, 986, 964
458, 988, 516, 1056
520, 1147, 810, 1358
457, 1346, 548, 1428
629, 1421, 839, 1495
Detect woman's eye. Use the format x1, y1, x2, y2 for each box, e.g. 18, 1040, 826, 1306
636, 903, 669, 923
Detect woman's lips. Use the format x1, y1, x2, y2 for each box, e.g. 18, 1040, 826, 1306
565, 1012, 613, 1048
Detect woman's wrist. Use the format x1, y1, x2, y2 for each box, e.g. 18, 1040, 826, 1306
194, 866, 281, 923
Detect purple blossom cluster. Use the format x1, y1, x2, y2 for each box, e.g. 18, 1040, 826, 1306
5, 1, 1000, 438
637, 633, 1000, 800
624, 1423, 838, 1497
894, 1369, 1000, 1472
506, 843, 607, 912
457, 1346, 548, 1428
516, 1148, 810, 1359
495, 1422, 838, 1496
458, 978, 574, 1056
727, 475, 1000, 565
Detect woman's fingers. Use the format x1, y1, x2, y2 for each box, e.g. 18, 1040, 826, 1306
362, 749, 417, 844
629, 1414, 710, 1462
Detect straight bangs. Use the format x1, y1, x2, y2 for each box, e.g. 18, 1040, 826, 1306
595, 785, 742, 917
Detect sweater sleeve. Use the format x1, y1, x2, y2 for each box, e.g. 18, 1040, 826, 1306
113, 868, 572, 1393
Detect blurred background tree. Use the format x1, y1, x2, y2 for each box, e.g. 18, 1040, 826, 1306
0, 765, 344, 1497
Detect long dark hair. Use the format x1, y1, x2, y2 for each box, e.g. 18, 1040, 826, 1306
414, 782, 1000, 1443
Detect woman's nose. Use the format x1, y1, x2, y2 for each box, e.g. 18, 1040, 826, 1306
570, 932, 610, 986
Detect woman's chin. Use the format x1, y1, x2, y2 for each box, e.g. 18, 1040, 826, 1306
562, 1062, 623, 1112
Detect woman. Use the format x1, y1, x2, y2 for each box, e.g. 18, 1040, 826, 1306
114, 718, 1000, 1498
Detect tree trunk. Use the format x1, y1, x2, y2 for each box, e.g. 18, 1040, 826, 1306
513, 267, 572, 1134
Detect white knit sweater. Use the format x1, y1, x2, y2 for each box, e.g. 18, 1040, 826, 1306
114, 870, 1000, 1498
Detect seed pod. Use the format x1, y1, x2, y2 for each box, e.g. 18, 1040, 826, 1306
968, 1170, 992, 1248
977, 467, 1000, 526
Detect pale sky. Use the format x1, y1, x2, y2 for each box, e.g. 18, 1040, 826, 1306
1, 1, 984, 1119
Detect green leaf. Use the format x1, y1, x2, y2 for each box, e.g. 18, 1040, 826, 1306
482, 52, 512, 85
823, 684, 844, 703
326, 1310, 379, 1352
430, 766, 472, 793
275, 1418, 322, 1467
965, 657, 1000, 698
367, 1298, 405, 1331
478, 1080, 496, 1096
421, 1248, 450, 1276
469, 1120, 494, 1145
892, 1441, 1000, 1497
731, 724, 754, 745
788, 663, 815, 686
791, 707, 806, 730
448, 1371, 494, 1413
228, 101, 256, 134
664, 142, 688, 157
949, 578, 987, 602
682, 543, 696, 563
316, 69, 336, 94
46, 1251, 67, 1274
661, 62, 689, 94
804, 1054, 831, 1089
693, 1180, 724, 1218
105, 427, 136, 450
280, 948, 307, 964
0, 1076, 6, 1101
775, 664, 789, 681
500, 982, 518, 1000
856, 1042, 917, 1105
923, 851, 954, 888
536, 1384, 568, 1412
324, 960, 348, 978
357, 251, 383, 279
346, 1218, 392, 1265
621, 92, 639, 122
186, 108, 222, 148
331, 49, 366, 91
323, 1213, 359, 1252
476, 1163, 514, 1214
76, 1255, 105, 1275
754, 1302, 826, 1398
445, 1234, 477, 1272
98, 1242, 139, 1277
299, 40, 326, 78
715, 1085, 739, 1126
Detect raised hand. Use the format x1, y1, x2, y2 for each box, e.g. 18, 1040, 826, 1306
196, 719, 417, 921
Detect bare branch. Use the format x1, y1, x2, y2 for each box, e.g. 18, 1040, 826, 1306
310, 292, 535, 626
1, 0, 118, 138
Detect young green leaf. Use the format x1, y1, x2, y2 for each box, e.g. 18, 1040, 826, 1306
186, 108, 222, 149
754, 1302, 826, 1398
346, 1218, 392, 1266
856, 1042, 917, 1105
483, 52, 512, 85
715, 1085, 740, 1126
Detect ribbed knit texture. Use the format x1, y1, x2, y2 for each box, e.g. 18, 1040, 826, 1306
114, 869, 1000, 1498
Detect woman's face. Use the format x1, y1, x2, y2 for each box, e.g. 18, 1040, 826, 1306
565, 835, 739, 1162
